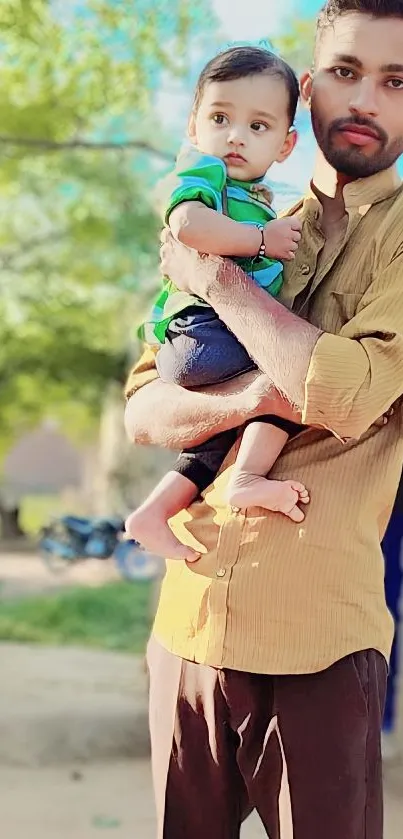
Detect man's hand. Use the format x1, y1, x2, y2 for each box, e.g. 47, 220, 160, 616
160, 227, 222, 296
242, 372, 284, 415
263, 217, 302, 261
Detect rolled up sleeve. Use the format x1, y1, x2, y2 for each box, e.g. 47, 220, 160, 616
124, 345, 158, 400
302, 254, 403, 439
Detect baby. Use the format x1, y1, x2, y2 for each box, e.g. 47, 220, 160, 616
126, 44, 309, 561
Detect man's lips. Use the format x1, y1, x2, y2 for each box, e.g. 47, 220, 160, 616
337, 124, 381, 147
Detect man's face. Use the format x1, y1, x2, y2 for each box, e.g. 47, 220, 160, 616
306, 13, 403, 178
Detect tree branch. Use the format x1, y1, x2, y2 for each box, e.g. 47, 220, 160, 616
0, 135, 175, 162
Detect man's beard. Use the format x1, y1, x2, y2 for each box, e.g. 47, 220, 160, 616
311, 112, 403, 178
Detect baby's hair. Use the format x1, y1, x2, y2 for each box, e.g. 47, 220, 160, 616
193, 46, 299, 127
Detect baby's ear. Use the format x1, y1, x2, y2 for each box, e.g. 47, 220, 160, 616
276, 128, 298, 164
187, 112, 197, 145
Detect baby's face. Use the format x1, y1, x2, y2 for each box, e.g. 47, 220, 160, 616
189, 73, 296, 181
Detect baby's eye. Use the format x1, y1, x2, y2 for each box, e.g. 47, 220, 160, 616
211, 114, 228, 126
251, 121, 268, 132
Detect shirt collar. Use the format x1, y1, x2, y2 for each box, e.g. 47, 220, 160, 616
303, 165, 402, 221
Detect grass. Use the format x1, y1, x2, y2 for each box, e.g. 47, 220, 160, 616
0, 581, 152, 654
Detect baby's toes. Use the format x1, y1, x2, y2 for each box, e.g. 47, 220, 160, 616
287, 505, 305, 523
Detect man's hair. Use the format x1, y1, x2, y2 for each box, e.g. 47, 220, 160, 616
193, 47, 299, 127
318, 0, 403, 32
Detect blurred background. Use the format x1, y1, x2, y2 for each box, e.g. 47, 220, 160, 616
0, 2, 402, 837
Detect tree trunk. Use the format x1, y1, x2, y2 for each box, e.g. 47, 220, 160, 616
0, 504, 24, 539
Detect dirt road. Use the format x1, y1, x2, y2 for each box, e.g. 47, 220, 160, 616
0, 760, 402, 839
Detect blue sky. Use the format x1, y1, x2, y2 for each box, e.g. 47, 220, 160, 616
213, 0, 322, 41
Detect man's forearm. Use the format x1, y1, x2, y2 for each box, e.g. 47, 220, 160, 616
201, 260, 321, 409
124, 374, 301, 450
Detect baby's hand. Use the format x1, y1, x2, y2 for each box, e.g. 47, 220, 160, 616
263, 217, 302, 261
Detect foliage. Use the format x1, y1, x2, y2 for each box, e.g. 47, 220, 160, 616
273, 17, 316, 72
0, 0, 215, 447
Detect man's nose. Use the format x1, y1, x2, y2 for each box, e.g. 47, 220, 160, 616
349, 77, 380, 118
227, 126, 246, 146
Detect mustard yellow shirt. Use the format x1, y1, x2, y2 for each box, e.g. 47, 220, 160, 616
126, 166, 403, 674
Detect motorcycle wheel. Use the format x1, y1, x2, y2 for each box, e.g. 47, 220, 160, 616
114, 540, 161, 582
40, 548, 79, 576
38, 528, 81, 576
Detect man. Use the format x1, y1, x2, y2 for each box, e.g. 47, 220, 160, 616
125, 2, 403, 837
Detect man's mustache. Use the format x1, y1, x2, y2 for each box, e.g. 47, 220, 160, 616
328, 116, 388, 145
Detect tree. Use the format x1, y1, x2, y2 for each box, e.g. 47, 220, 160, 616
273, 17, 316, 73
0, 0, 215, 450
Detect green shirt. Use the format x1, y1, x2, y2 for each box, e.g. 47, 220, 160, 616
139, 146, 283, 344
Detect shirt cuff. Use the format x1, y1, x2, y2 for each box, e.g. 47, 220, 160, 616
301, 332, 365, 441
124, 346, 159, 400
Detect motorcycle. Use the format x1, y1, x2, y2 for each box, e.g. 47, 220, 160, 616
38, 514, 161, 582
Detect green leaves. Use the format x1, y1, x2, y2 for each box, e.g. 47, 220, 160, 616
0, 0, 214, 447
273, 18, 316, 73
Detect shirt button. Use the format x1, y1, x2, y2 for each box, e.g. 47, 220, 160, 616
216, 568, 226, 578
231, 506, 241, 513
301, 264, 310, 275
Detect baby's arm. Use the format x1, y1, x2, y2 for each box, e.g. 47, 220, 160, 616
169, 201, 301, 262
169, 201, 262, 258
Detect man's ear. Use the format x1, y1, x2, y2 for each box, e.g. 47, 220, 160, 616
300, 71, 312, 108
188, 112, 197, 145
276, 128, 298, 164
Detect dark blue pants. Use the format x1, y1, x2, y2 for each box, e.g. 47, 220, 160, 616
382, 509, 403, 733
157, 307, 300, 492
157, 306, 255, 388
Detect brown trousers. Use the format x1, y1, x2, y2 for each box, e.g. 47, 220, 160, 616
147, 636, 387, 839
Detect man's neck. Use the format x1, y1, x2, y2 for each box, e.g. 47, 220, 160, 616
311, 150, 356, 223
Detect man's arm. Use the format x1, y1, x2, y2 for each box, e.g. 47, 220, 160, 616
160, 231, 319, 410
124, 369, 301, 450
160, 232, 403, 440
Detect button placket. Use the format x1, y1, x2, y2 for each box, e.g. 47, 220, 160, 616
207, 507, 248, 662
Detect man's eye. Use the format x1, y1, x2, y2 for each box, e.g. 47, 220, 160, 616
251, 122, 268, 132
212, 114, 228, 125
333, 67, 355, 80
387, 78, 403, 89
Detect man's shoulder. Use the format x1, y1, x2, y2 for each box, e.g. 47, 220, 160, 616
279, 197, 304, 219
372, 183, 403, 262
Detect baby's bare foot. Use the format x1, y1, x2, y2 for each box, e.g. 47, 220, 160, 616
125, 507, 200, 562
227, 473, 310, 522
